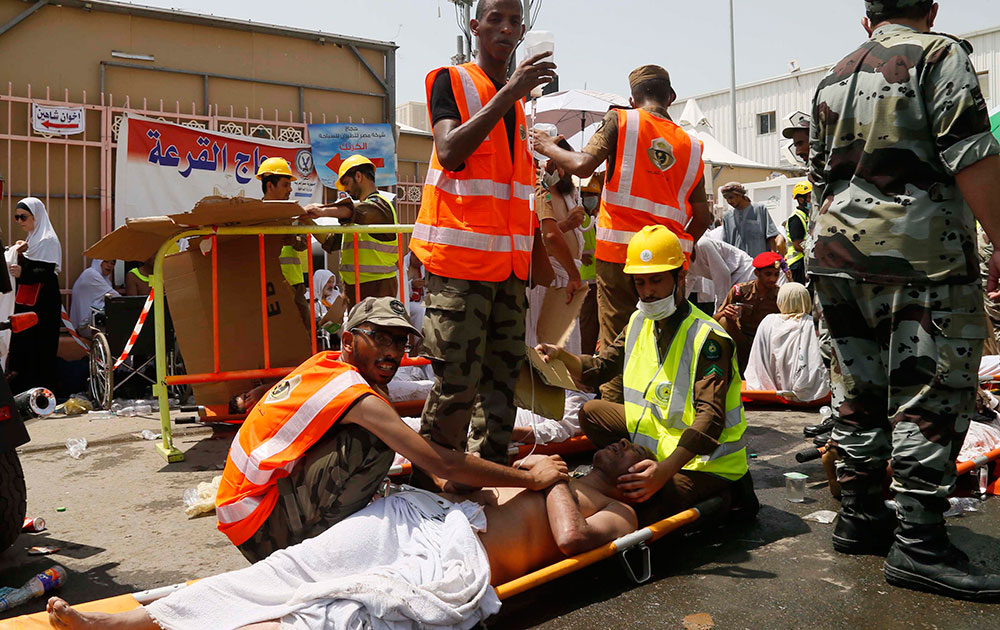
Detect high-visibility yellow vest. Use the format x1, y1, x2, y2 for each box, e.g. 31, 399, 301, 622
622, 306, 748, 480
784, 208, 809, 266
279, 245, 304, 287
580, 213, 596, 282
341, 191, 399, 285
129, 267, 150, 284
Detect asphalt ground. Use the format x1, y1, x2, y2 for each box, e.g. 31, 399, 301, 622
2, 406, 1000, 628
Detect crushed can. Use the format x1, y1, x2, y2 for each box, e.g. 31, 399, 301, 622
22, 517, 45, 532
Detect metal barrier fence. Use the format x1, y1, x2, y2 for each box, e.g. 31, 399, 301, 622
151, 223, 419, 463
1, 82, 414, 295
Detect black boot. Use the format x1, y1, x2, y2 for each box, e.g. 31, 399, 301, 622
884, 521, 1000, 602
832, 480, 896, 555
728, 470, 760, 521
803, 415, 835, 437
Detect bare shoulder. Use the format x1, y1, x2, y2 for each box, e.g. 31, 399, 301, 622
571, 479, 636, 525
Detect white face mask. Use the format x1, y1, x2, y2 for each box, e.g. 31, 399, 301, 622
636, 294, 677, 321
583, 196, 598, 212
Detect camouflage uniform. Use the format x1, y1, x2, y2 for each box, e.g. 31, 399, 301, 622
418, 272, 527, 464
809, 21, 1000, 524
237, 422, 395, 562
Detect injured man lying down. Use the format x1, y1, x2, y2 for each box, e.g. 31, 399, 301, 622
48, 441, 648, 630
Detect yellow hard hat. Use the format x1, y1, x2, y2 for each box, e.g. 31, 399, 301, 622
337, 155, 376, 191
579, 175, 602, 195
792, 181, 812, 197
255, 157, 297, 181
624, 225, 685, 275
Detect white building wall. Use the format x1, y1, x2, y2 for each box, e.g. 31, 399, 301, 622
671, 25, 1000, 168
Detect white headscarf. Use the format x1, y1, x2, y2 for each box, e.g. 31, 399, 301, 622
310, 269, 338, 319
777, 282, 812, 319
17, 197, 61, 272
70, 260, 119, 328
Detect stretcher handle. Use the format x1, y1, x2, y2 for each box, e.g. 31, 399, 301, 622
795, 446, 825, 463
955, 446, 1000, 476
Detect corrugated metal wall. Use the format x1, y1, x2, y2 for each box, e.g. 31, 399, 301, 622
671, 26, 1000, 168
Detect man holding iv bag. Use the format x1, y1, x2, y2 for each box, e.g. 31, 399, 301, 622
409, 0, 557, 475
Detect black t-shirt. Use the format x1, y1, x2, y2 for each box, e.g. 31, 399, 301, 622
429, 69, 516, 159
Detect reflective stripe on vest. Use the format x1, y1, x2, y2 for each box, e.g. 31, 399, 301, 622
596, 108, 703, 265
621, 308, 748, 480
215, 357, 377, 545
341, 191, 400, 285
784, 209, 808, 266
279, 244, 304, 286
410, 63, 535, 283
129, 267, 150, 284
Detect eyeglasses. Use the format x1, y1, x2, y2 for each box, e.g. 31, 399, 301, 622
351, 327, 412, 352
13, 214, 28, 221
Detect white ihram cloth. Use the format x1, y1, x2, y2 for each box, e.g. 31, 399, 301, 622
688, 235, 754, 311
0, 248, 17, 366
745, 313, 830, 403
69, 260, 119, 328
146, 490, 500, 630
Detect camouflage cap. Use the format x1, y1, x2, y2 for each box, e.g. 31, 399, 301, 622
781, 111, 811, 139
628, 65, 671, 90
865, 0, 930, 12
344, 296, 421, 338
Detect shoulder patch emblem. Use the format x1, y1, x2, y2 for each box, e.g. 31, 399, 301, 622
705, 339, 722, 360
519, 124, 527, 141
646, 137, 675, 171
265, 374, 302, 404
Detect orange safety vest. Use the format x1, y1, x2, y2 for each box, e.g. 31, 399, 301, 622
215, 354, 379, 546
409, 63, 535, 283
596, 108, 704, 266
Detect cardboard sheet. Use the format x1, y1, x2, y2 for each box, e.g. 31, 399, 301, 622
535, 284, 589, 346
514, 347, 581, 420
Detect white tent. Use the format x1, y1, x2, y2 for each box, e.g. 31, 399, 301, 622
677, 99, 766, 169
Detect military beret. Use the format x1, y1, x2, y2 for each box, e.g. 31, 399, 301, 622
753, 251, 783, 270
865, 0, 931, 13
628, 65, 671, 90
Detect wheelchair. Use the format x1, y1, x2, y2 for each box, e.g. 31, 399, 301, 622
87, 295, 188, 410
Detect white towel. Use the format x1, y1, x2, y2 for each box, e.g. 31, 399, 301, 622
146, 490, 500, 630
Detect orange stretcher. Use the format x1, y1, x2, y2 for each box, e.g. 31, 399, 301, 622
740, 381, 831, 408
0, 497, 724, 628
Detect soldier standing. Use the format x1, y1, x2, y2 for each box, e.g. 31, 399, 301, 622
409, 0, 555, 469
811, 0, 1000, 600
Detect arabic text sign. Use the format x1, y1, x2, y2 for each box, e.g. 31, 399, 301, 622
115, 114, 322, 225
308, 123, 396, 189
32, 104, 85, 136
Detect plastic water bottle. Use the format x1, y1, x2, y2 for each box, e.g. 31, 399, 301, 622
819, 406, 833, 421
134, 403, 153, 415
0, 565, 67, 612
978, 466, 989, 498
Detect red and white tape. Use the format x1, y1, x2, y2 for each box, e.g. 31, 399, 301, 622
60, 308, 90, 351
113, 288, 155, 369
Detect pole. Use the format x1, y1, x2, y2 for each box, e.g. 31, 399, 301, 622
729, 0, 738, 152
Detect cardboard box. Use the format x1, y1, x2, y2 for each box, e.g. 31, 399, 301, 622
86, 197, 313, 406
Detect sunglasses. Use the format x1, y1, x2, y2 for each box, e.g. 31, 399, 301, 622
351, 327, 412, 352
13, 214, 29, 221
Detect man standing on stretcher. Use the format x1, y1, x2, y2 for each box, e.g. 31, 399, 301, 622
537, 226, 757, 524
214, 296, 568, 562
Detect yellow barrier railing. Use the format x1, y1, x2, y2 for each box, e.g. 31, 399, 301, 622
151, 223, 414, 463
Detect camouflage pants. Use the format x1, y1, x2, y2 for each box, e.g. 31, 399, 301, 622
813, 277, 985, 525
419, 272, 527, 464
237, 422, 394, 563
595, 260, 637, 404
